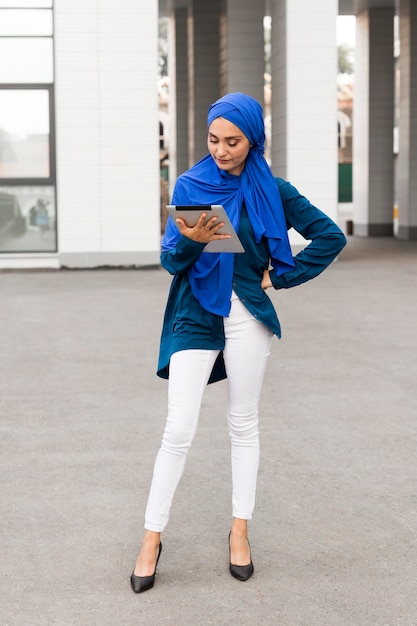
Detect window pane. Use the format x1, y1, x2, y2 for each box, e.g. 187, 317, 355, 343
0, 38, 53, 82
0, 90, 50, 178
0, 1, 52, 7
0, 185, 56, 252
0, 9, 53, 36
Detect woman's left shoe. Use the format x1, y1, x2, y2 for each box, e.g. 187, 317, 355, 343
228, 531, 254, 581
130, 543, 162, 593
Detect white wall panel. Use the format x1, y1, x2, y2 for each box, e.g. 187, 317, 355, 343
271, 0, 338, 222
54, 0, 160, 266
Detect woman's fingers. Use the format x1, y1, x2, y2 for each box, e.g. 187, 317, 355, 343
176, 213, 231, 242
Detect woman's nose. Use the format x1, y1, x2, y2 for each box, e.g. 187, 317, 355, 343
217, 143, 227, 156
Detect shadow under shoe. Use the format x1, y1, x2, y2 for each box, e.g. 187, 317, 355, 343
228, 532, 254, 581
130, 543, 162, 593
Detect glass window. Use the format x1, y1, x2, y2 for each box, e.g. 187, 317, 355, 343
0, 9, 53, 36
0, 89, 50, 179
0, 0, 55, 255
0, 38, 53, 82
0, 1, 52, 7
0, 185, 56, 252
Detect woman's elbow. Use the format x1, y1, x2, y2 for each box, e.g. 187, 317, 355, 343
335, 230, 348, 253
319, 230, 347, 260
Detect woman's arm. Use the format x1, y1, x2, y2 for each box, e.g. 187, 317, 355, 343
161, 232, 206, 275
269, 178, 347, 289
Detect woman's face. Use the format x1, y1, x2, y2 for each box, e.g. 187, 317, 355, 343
207, 117, 251, 176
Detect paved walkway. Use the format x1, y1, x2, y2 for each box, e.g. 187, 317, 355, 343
1, 236, 416, 626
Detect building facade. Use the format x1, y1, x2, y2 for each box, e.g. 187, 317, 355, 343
0, 0, 415, 270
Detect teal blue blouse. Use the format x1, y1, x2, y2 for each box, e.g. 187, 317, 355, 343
157, 177, 347, 383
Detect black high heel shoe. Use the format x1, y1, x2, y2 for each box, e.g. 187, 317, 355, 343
228, 531, 254, 581
130, 543, 162, 593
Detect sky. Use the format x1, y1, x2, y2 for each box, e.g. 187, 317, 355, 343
337, 15, 356, 47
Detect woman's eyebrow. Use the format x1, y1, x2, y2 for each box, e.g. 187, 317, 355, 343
208, 131, 242, 140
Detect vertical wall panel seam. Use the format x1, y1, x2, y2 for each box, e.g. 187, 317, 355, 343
97, 1, 102, 251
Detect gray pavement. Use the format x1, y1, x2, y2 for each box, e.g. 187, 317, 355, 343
1, 236, 417, 626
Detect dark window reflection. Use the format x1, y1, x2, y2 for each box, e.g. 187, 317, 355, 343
0, 186, 56, 252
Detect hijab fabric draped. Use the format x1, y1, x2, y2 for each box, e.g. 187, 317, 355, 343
162, 92, 295, 316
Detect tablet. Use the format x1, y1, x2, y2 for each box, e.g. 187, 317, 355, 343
166, 205, 244, 253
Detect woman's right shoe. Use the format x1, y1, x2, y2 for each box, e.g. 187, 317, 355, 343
228, 532, 254, 582
130, 543, 162, 593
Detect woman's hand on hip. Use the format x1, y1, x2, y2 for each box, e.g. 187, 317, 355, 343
175, 213, 231, 244
261, 269, 272, 290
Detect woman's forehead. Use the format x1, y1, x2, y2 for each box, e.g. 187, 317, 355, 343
208, 117, 245, 137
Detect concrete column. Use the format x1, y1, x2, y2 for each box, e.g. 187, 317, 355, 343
168, 7, 189, 192
219, 0, 264, 105
270, 0, 338, 224
188, 0, 221, 164
397, 0, 417, 240
353, 8, 395, 237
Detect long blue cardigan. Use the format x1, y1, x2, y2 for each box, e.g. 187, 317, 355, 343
157, 177, 347, 384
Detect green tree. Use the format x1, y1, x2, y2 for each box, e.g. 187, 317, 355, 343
338, 42, 354, 74
159, 18, 168, 79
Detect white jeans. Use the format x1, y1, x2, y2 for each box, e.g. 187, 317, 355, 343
144, 292, 273, 532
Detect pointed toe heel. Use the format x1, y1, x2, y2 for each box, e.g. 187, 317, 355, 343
130, 571, 156, 593
229, 560, 254, 582
228, 532, 254, 582
130, 543, 162, 594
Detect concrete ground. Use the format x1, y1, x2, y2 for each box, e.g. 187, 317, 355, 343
1, 236, 416, 626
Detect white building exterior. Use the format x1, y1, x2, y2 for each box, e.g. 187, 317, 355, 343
0, 0, 415, 270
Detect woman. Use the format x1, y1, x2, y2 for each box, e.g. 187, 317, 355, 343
131, 92, 346, 593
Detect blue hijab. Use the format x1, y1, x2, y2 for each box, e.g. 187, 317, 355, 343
162, 92, 294, 316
